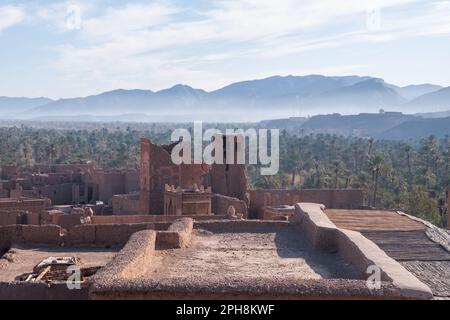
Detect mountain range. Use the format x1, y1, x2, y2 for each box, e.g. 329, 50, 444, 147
1, 75, 449, 122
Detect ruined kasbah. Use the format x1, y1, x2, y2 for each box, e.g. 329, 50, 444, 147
0, 135, 448, 300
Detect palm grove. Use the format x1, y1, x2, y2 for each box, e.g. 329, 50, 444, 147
0, 123, 448, 227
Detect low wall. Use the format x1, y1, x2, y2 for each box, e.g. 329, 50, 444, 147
293, 203, 433, 300
91, 214, 229, 225
249, 189, 364, 217
91, 230, 156, 285
212, 194, 248, 218
0, 225, 62, 248
90, 219, 194, 299
0, 218, 193, 248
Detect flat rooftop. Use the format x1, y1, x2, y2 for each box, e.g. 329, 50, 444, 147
148, 225, 362, 283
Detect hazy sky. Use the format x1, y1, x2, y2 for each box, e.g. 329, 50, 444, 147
1, 0, 450, 99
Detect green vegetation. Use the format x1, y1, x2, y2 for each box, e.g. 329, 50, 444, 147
0, 124, 448, 227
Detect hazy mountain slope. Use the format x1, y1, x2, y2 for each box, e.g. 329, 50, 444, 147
258, 117, 308, 130
416, 110, 450, 119
403, 87, 450, 113
299, 112, 415, 136
300, 79, 406, 114
25, 89, 155, 117
210, 75, 371, 99
379, 116, 450, 140
0, 97, 53, 116
395, 84, 442, 100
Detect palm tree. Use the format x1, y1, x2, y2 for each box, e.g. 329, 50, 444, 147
367, 154, 384, 207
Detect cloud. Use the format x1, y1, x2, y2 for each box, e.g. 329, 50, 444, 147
0, 5, 25, 32
34, 0, 450, 97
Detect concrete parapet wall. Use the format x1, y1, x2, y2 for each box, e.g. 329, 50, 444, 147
293, 203, 433, 300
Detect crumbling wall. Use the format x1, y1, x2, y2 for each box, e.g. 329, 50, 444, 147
112, 193, 140, 215
139, 138, 209, 215
212, 194, 248, 218
0, 198, 51, 213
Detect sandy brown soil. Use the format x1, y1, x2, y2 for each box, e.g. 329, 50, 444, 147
0, 245, 120, 282
148, 225, 362, 283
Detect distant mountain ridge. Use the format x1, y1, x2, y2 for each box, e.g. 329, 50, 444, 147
1, 75, 448, 121
260, 112, 450, 140
0, 97, 53, 116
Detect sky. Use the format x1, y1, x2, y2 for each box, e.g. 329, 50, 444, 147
0, 0, 450, 99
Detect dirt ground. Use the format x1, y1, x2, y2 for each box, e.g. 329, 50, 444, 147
0, 245, 120, 282
148, 226, 362, 282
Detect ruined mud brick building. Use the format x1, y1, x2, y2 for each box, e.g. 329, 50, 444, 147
139, 138, 248, 217
0, 161, 138, 206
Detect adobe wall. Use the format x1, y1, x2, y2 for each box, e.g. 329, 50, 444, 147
447, 188, 449, 230
139, 138, 151, 214
34, 183, 74, 205
212, 194, 248, 218
0, 222, 175, 248
91, 214, 229, 224
0, 225, 62, 248
96, 171, 128, 203
0, 198, 51, 213
125, 170, 139, 194
249, 189, 364, 217
112, 193, 140, 215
